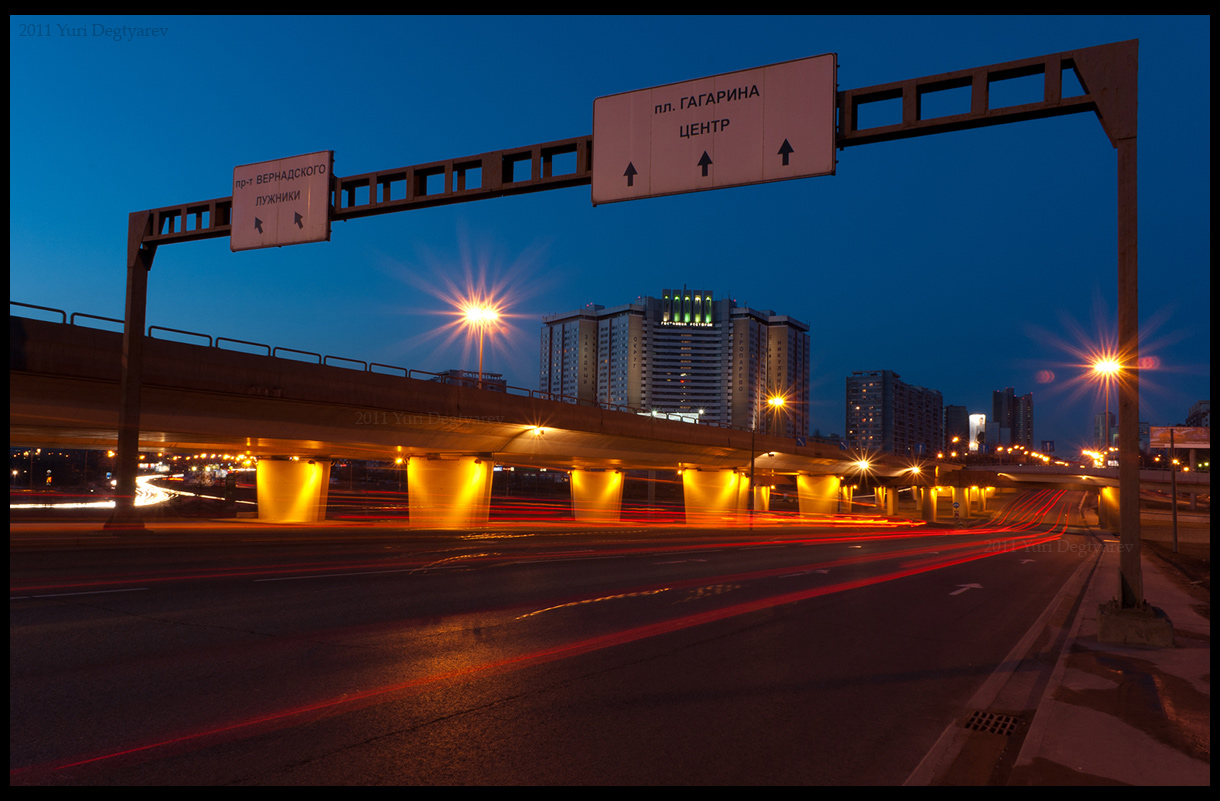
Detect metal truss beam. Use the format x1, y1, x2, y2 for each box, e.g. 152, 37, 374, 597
135, 41, 1136, 248
838, 40, 1136, 149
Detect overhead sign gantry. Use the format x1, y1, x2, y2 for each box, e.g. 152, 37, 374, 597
110, 41, 1151, 635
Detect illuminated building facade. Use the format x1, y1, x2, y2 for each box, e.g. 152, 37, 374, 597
846, 370, 944, 456
540, 287, 810, 437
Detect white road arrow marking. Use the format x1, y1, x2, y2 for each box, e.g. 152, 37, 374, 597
950, 583, 983, 596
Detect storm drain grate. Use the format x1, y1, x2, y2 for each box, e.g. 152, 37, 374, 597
963, 711, 1022, 736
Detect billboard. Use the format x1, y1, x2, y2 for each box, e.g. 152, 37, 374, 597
1149, 426, 1210, 449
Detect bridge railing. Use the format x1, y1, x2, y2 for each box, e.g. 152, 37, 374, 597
13, 301, 781, 437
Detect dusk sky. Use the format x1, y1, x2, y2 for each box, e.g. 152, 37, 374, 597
9, 16, 1210, 454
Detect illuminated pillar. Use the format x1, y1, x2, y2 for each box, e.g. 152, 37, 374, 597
571, 469, 624, 523
753, 484, 771, 512
797, 474, 840, 517
921, 486, 938, 523
876, 486, 896, 516
948, 486, 971, 520
978, 487, 990, 512
1099, 486, 1120, 532
257, 458, 332, 523
841, 484, 854, 513
682, 469, 748, 525
958, 487, 973, 520
407, 456, 493, 529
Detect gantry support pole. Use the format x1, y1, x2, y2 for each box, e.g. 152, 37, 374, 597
105, 211, 156, 529
1116, 136, 1141, 605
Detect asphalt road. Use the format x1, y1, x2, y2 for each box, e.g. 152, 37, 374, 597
10, 489, 1095, 785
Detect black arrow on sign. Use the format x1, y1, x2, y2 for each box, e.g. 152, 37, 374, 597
294, 212, 304, 229
623, 162, 638, 187
254, 217, 263, 234
778, 139, 794, 166
698, 151, 713, 177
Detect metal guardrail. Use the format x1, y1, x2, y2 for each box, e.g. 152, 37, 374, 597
70, 312, 124, 330
216, 337, 271, 356
149, 326, 212, 347
10, 301, 776, 436
10, 301, 65, 324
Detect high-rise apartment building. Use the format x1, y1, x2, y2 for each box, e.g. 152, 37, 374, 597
540, 288, 810, 437
1185, 400, 1210, 428
992, 387, 1034, 447
944, 404, 969, 453
846, 370, 944, 456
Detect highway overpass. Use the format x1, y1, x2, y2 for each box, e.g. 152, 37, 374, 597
11, 312, 1205, 526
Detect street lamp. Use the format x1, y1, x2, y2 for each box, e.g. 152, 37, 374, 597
462, 302, 500, 390
767, 394, 787, 437
1092, 356, 1121, 449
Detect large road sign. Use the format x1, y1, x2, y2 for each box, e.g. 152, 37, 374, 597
592, 54, 836, 205
231, 151, 333, 251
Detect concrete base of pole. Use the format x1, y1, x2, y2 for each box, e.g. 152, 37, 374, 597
1096, 600, 1174, 647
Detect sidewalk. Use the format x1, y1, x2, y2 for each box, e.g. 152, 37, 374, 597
1008, 536, 1210, 785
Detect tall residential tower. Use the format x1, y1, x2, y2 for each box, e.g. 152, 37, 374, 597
846, 370, 944, 456
540, 288, 810, 437
992, 386, 1034, 447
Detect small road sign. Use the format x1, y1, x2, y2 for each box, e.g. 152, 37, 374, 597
231, 151, 333, 251
592, 54, 836, 204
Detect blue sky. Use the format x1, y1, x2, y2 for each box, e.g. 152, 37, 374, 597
9, 16, 1210, 453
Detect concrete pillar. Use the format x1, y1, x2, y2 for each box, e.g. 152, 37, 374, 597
978, 487, 990, 512
1100, 485, 1121, 532
841, 484, 854, 514
407, 456, 493, 529
921, 486, 938, 523
881, 486, 896, 516
753, 484, 771, 512
797, 474, 840, 517
954, 486, 973, 520
682, 469, 748, 524
571, 469, 624, 523
257, 458, 332, 523
1188, 450, 1198, 510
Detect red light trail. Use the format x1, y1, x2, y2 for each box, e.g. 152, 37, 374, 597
12, 492, 1072, 779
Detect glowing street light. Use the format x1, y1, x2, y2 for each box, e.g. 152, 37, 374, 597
767, 394, 787, 436
1092, 355, 1121, 448
462, 301, 501, 390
